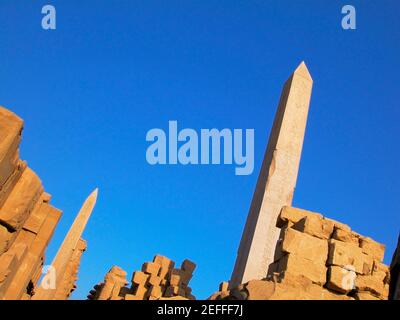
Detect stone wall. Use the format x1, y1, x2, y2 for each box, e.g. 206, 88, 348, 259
210, 206, 390, 300
0, 106, 85, 300
88, 255, 196, 300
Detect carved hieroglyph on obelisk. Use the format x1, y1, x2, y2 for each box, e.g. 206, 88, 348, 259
33, 188, 98, 300
230, 62, 313, 287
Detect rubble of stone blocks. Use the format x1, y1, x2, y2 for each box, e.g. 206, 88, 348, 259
389, 235, 400, 300
210, 206, 391, 300
87, 255, 196, 300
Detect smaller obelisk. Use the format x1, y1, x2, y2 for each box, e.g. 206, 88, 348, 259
33, 188, 98, 300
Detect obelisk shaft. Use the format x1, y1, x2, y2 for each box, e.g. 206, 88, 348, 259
33, 188, 98, 300
390, 235, 400, 300
230, 62, 313, 287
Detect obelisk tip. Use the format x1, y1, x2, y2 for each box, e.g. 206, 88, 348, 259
293, 61, 313, 81
90, 188, 99, 200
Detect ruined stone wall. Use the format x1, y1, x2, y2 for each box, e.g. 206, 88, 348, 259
0, 106, 86, 300
88, 255, 196, 300
210, 206, 390, 300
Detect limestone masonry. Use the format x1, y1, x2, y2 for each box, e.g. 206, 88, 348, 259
0, 62, 398, 300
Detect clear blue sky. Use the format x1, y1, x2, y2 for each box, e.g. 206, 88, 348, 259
1, 1, 399, 299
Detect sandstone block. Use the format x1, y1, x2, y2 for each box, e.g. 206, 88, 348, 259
133, 285, 149, 300
325, 218, 351, 232
372, 261, 390, 284
153, 255, 175, 279
277, 253, 327, 285
0, 107, 23, 188
219, 282, 229, 292
275, 227, 328, 264
132, 271, 149, 286
328, 239, 373, 275
0, 161, 27, 209
356, 275, 389, 299
181, 259, 196, 274
293, 215, 334, 240
170, 269, 182, 286
359, 237, 385, 262
142, 262, 160, 276
0, 168, 43, 230
277, 206, 323, 228
149, 285, 162, 299
0, 224, 11, 254
327, 266, 356, 294
245, 280, 275, 300
332, 228, 359, 246
148, 274, 162, 287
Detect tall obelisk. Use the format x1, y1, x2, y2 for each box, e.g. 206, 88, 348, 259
33, 188, 98, 300
230, 62, 313, 287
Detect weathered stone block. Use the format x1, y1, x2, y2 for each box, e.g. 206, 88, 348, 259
293, 215, 334, 240
277, 206, 323, 228
275, 227, 328, 263
0, 107, 23, 188
372, 261, 390, 284
153, 255, 175, 279
0, 168, 43, 230
356, 275, 389, 299
359, 237, 385, 262
326, 266, 356, 294
132, 271, 149, 286
328, 239, 373, 275
148, 274, 162, 287
0, 161, 27, 209
0, 224, 11, 255
170, 269, 182, 286
142, 262, 160, 276
181, 259, 196, 274
219, 282, 229, 292
149, 285, 162, 299
277, 253, 327, 285
332, 228, 359, 246
245, 280, 275, 300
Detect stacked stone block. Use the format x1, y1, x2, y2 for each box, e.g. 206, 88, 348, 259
210, 206, 390, 300
88, 255, 196, 300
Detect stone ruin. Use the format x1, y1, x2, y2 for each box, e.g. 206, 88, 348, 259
0, 61, 399, 300
87, 255, 196, 300
0, 106, 87, 300
210, 206, 390, 300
